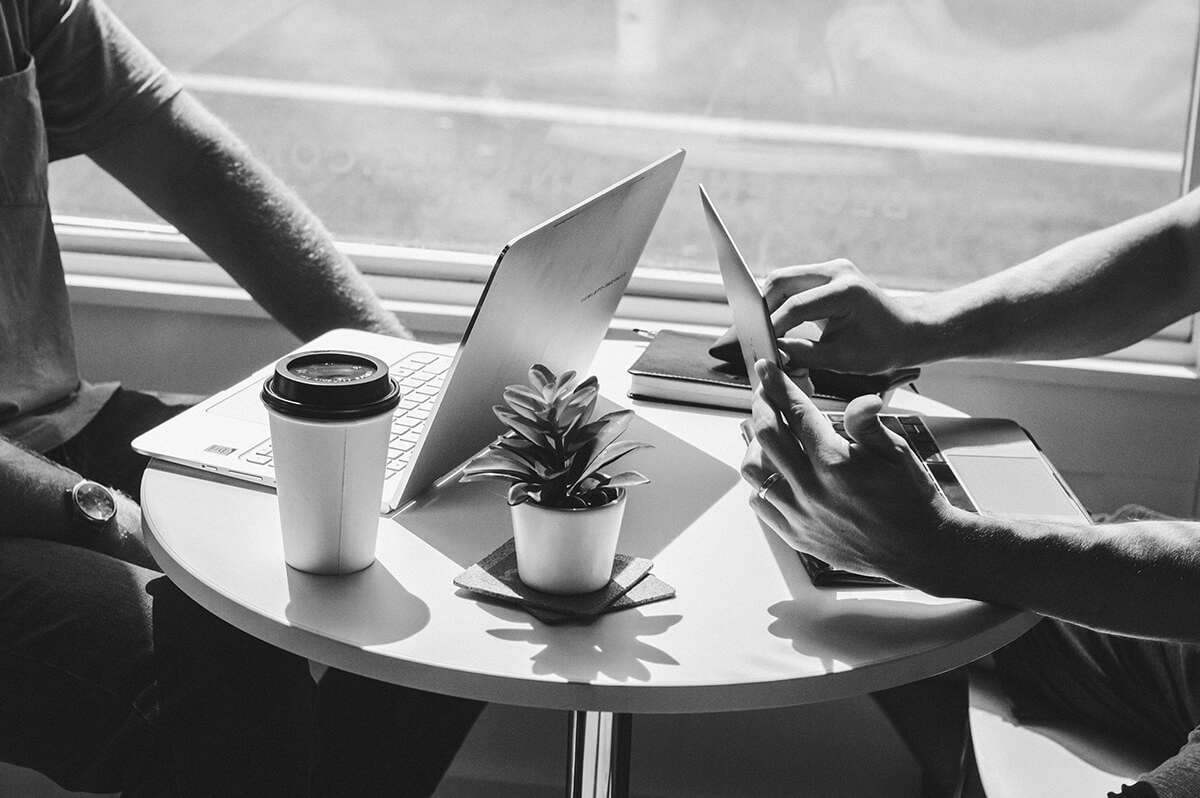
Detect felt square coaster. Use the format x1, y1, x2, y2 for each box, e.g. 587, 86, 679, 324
453, 537, 669, 621
527, 574, 676, 625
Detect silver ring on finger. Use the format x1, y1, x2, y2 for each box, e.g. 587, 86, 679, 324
757, 471, 784, 501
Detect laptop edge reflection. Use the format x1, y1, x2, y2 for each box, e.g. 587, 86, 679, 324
131, 149, 686, 512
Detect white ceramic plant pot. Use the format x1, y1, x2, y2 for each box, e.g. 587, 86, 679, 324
510, 490, 627, 595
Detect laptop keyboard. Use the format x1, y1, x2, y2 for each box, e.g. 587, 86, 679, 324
824, 412, 977, 513
241, 351, 453, 478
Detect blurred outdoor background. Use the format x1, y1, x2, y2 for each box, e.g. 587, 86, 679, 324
51, 0, 1199, 289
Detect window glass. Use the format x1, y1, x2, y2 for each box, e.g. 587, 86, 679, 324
50, 0, 1197, 290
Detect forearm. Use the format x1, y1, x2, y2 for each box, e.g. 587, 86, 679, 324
0, 438, 83, 543
921, 510, 1200, 644
909, 191, 1200, 363
91, 93, 408, 342
0, 438, 150, 566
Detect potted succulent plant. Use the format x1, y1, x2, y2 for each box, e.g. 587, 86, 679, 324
461, 364, 652, 594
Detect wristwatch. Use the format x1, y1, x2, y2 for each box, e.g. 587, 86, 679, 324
66, 479, 117, 530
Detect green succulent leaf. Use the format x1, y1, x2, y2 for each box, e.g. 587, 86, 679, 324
576, 487, 614, 507
583, 440, 652, 478
574, 409, 633, 443
568, 441, 650, 494
604, 471, 650, 488
553, 369, 578, 393
507, 482, 538, 506
502, 389, 544, 421
461, 453, 538, 482
494, 408, 552, 448
493, 437, 546, 469
528, 364, 555, 396
570, 410, 634, 460
460, 471, 515, 484
557, 380, 598, 431
593, 407, 634, 429
563, 401, 597, 438
576, 475, 603, 493
504, 383, 548, 408
482, 364, 651, 508
558, 451, 596, 494
464, 450, 535, 472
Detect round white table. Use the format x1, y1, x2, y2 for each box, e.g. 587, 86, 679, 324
142, 339, 1037, 797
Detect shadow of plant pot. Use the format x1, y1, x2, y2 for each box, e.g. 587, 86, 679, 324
511, 489, 627, 595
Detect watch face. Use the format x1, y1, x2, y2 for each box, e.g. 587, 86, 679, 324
74, 481, 116, 525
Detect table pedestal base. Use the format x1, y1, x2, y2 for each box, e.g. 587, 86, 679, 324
567, 711, 632, 798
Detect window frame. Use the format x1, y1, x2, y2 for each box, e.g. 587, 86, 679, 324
58, 9, 1200, 377
55, 204, 1200, 373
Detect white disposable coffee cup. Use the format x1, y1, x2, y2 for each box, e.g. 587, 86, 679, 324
261, 350, 400, 574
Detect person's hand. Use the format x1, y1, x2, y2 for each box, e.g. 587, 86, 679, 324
713, 259, 923, 376
740, 358, 954, 586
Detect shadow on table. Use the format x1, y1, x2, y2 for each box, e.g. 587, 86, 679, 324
396, 410, 740, 568
476, 602, 683, 683
284, 560, 430, 645
756, 518, 1014, 673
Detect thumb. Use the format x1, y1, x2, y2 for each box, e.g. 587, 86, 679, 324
709, 326, 741, 363
842, 395, 908, 463
777, 336, 844, 372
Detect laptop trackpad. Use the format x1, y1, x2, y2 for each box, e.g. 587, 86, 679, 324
207, 382, 269, 424
945, 453, 1084, 520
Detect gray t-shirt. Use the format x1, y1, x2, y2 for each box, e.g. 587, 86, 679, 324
0, 0, 180, 451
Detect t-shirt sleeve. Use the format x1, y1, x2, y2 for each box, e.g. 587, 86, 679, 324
29, 0, 182, 160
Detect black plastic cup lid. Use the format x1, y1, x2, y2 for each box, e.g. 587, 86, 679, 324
261, 350, 401, 420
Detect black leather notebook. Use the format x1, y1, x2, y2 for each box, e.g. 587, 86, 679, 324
797, 553, 895, 587
627, 329, 919, 412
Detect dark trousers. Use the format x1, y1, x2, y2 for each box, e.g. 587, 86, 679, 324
0, 388, 484, 796
995, 618, 1200, 798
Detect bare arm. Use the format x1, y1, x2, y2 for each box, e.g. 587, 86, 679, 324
0, 438, 153, 569
718, 190, 1200, 374
933, 510, 1200, 644
89, 91, 410, 342
743, 359, 1200, 644
3, 92, 407, 565
914, 190, 1200, 363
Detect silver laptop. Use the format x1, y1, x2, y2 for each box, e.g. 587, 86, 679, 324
700, 183, 1089, 528
133, 149, 685, 512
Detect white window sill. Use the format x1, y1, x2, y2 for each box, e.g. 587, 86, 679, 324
62, 249, 1200, 401
925, 357, 1200, 399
